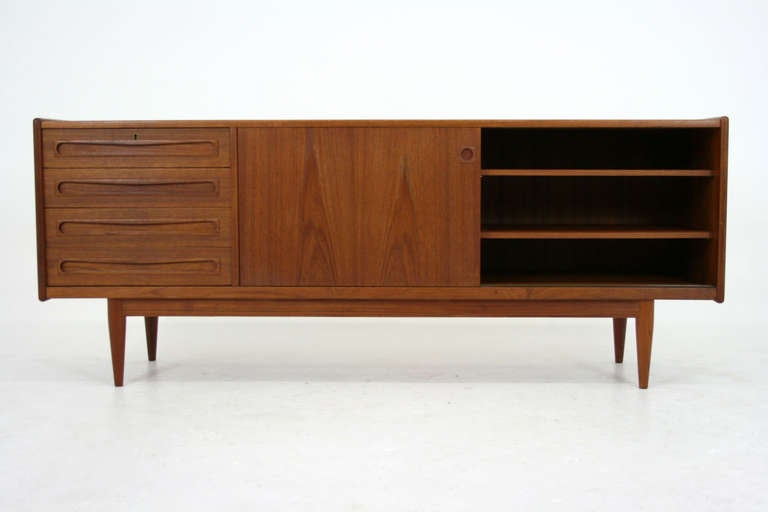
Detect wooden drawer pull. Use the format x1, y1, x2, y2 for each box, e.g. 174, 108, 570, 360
55, 139, 218, 157
59, 259, 220, 274
57, 219, 220, 236
57, 179, 218, 195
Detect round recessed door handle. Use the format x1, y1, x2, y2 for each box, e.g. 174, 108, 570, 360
460, 146, 475, 161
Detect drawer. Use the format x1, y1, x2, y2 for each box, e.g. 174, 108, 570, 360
46, 208, 232, 247
47, 246, 232, 286
42, 128, 230, 167
44, 168, 233, 207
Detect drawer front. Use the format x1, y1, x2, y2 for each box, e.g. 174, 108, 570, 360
43, 128, 230, 167
46, 208, 232, 247
44, 168, 233, 207
47, 247, 232, 286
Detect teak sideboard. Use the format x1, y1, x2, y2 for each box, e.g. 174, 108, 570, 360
33, 118, 729, 388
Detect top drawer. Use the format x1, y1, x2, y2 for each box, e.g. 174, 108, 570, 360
42, 128, 230, 168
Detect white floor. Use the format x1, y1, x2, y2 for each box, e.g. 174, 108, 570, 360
1, 314, 766, 511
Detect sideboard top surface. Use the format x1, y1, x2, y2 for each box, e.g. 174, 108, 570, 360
38, 118, 725, 129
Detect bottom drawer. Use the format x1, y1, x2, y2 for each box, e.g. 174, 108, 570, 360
47, 247, 232, 286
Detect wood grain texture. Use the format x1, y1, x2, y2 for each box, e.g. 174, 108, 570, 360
144, 316, 158, 361
716, 117, 729, 302
119, 299, 642, 318
636, 300, 654, 389
34, 119, 728, 304
47, 247, 232, 286
45, 208, 232, 246
239, 127, 480, 286
44, 168, 233, 208
230, 126, 240, 286
45, 284, 717, 301
108, 299, 125, 387
34, 119, 47, 300
42, 128, 230, 168
613, 318, 627, 363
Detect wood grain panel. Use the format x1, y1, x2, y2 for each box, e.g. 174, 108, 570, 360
45, 208, 232, 246
715, 117, 729, 302
44, 168, 233, 207
239, 127, 480, 286
43, 128, 230, 167
47, 247, 232, 286
34, 119, 47, 300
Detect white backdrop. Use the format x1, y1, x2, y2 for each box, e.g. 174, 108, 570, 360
1, 0, 765, 326
2, 2, 768, 511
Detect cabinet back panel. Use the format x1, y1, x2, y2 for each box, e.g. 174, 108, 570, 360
482, 176, 713, 229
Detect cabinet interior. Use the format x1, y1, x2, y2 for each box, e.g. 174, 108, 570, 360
479, 127, 719, 287
482, 239, 713, 286
481, 127, 719, 170
481, 176, 713, 229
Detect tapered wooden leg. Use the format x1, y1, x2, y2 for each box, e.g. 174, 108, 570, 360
635, 301, 654, 389
144, 316, 158, 361
613, 318, 627, 363
108, 299, 126, 387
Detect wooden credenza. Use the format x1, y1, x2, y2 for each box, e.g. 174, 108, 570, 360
34, 118, 729, 388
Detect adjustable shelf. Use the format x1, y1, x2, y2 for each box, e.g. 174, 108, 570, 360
481, 273, 711, 287
481, 225, 712, 240
481, 169, 715, 177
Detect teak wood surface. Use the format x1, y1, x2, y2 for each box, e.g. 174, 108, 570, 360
33, 118, 729, 388
238, 127, 479, 286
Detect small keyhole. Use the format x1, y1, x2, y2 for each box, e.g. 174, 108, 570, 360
133, 133, 139, 140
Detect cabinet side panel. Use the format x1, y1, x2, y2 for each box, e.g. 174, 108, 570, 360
716, 117, 728, 302
34, 119, 47, 300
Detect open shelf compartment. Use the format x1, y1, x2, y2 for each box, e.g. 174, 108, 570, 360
481, 127, 719, 171
481, 176, 714, 235
481, 239, 714, 287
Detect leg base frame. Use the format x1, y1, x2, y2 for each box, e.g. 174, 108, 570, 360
106, 298, 655, 388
